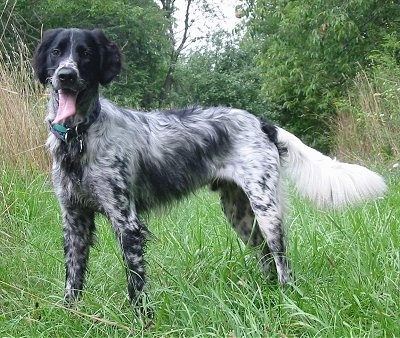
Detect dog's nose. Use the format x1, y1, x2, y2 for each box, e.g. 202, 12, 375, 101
58, 68, 77, 83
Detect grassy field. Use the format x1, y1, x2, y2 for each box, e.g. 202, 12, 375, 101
0, 17, 399, 338
0, 10, 399, 337
0, 167, 399, 337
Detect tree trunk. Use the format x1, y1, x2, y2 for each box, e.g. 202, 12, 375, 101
158, 0, 193, 107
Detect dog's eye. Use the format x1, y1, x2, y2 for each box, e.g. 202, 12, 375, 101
51, 49, 61, 57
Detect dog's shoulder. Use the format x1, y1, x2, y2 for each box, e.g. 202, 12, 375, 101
98, 97, 145, 123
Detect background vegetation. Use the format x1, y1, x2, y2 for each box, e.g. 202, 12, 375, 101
2, 0, 400, 152
1, 0, 399, 336
246, 0, 400, 151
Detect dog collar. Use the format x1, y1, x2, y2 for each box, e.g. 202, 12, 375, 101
49, 101, 100, 151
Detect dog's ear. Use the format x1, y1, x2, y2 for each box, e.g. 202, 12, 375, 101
32, 28, 63, 84
92, 29, 122, 86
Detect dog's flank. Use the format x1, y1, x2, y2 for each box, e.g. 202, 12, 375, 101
32, 28, 386, 310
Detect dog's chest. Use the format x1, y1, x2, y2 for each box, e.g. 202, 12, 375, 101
56, 164, 102, 210
53, 145, 99, 205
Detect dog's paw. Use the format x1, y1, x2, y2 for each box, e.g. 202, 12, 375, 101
131, 293, 154, 319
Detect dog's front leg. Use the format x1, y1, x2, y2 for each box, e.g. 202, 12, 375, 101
109, 211, 148, 308
61, 205, 96, 304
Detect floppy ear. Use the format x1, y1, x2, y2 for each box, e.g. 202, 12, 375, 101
32, 28, 64, 84
92, 29, 122, 85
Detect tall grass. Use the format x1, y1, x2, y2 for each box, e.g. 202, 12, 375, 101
0, 12, 49, 172
1, 170, 399, 337
335, 69, 400, 164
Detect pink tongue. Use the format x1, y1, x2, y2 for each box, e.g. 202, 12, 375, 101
53, 90, 78, 124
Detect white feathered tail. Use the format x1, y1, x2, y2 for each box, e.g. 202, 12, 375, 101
276, 127, 387, 208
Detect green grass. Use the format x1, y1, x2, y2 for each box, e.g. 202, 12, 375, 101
1, 168, 399, 337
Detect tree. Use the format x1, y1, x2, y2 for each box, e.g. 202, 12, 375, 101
171, 31, 268, 117
157, 0, 228, 107
246, 0, 400, 151
158, 0, 194, 105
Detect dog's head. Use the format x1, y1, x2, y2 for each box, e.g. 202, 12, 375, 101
33, 28, 122, 124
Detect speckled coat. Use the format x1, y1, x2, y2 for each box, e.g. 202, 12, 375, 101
33, 28, 386, 311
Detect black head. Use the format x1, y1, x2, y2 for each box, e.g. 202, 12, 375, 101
32, 28, 122, 124
32, 28, 122, 88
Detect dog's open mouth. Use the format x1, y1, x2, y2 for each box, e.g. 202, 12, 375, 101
53, 89, 78, 125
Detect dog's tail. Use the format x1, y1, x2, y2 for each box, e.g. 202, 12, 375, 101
275, 127, 387, 209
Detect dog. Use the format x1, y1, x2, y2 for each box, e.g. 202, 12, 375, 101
32, 28, 386, 309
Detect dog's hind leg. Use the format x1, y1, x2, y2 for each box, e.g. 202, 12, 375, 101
212, 181, 276, 277
62, 205, 96, 303
236, 167, 290, 287
247, 180, 290, 287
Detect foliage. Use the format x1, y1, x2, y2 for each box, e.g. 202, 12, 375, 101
3, 0, 400, 158
335, 33, 400, 162
158, 0, 240, 107
247, 0, 400, 152
5, 0, 172, 109
171, 31, 270, 118
368, 32, 400, 102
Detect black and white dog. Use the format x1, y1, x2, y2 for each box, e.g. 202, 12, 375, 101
32, 28, 386, 308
